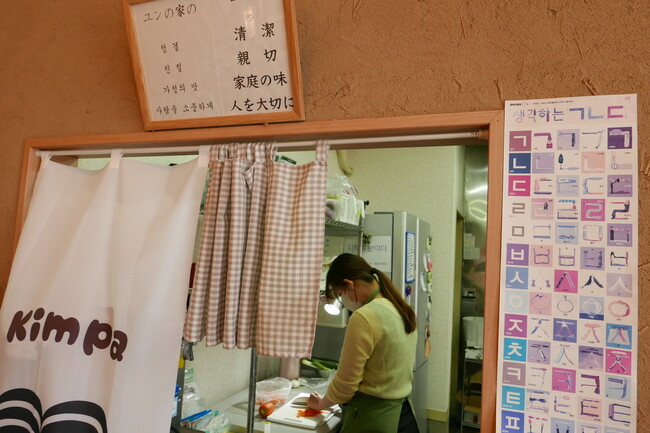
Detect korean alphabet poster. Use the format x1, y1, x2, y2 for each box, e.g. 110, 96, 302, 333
498, 94, 638, 433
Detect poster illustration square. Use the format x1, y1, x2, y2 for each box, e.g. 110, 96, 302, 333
607, 127, 633, 149
509, 130, 532, 151
509, 153, 531, 173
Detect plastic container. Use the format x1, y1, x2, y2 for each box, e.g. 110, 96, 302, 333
255, 377, 292, 404
462, 316, 484, 348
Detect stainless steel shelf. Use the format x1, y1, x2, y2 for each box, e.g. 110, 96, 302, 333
324, 218, 363, 236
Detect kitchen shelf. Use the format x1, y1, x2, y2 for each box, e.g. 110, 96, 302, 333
317, 217, 364, 328
324, 218, 364, 236
460, 357, 482, 432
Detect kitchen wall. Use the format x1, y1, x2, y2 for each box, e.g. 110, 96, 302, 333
346, 146, 466, 417
1, 0, 649, 429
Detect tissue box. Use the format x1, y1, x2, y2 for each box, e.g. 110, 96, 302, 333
338, 194, 358, 225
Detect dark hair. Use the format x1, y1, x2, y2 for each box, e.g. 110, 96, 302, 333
326, 253, 417, 333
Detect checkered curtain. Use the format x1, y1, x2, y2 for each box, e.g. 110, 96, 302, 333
184, 141, 328, 358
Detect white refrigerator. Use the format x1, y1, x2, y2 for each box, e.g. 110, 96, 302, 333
362, 211, 432, 433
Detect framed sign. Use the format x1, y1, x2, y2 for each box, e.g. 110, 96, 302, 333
123, 0, 304, 131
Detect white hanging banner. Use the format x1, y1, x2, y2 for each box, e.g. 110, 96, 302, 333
497, 95, 638, 433
0, 156, 207, 432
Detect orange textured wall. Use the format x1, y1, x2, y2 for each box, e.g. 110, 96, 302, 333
1, 0, 649, 427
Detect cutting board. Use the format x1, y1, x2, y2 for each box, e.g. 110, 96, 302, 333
266, 393, 339, 429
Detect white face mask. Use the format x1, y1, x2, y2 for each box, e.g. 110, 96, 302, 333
341, 292, 363, 312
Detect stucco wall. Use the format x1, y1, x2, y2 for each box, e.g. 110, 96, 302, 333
1, 0, 649, 427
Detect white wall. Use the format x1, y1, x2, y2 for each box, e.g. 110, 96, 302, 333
185, 347, 280, 414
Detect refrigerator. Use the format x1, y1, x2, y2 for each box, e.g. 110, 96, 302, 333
362, 211, 432, 433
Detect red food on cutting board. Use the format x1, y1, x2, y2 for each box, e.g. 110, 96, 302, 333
297, 408, 323, 418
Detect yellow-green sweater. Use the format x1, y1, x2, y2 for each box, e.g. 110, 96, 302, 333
325, 298, 417, 404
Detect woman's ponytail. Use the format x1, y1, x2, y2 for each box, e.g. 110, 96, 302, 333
373, 269, 417, 334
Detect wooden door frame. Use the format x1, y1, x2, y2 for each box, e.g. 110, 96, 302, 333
13, 110, 504, 433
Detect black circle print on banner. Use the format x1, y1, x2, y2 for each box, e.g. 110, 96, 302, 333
0, 388, 108, 433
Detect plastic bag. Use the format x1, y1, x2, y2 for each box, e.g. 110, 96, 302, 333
195, 412, 230, 433
326, 174, 357, 197
181, 409, 230, 433
255, 377, 292, 404
182, 368, 206, 420
325, 175, 364, 224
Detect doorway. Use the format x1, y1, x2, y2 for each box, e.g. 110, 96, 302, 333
14, 111, 505, 433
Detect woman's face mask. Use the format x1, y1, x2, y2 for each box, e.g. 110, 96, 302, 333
341, 290, 363, 312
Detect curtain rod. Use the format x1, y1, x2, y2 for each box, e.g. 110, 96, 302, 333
38, 131, 482, 158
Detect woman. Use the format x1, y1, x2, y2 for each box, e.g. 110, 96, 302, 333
308, 253, 420, 433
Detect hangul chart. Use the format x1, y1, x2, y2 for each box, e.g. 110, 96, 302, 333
498, 95, 638, 433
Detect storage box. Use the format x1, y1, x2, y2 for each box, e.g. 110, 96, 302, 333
462, 316, 484, 348
463, 395, 481, 426
327, 194, 358, 225
463, 406, 481, 426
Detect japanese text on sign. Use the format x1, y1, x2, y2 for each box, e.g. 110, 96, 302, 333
130, 0, 296, 122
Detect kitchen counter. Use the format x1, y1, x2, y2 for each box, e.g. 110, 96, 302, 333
214, 383, 342, 433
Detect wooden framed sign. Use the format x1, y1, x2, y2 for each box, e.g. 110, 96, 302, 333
123, 0, 304, 131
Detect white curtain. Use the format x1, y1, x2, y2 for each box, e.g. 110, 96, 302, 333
184, 141, 328, 358
0, 151, 207, 433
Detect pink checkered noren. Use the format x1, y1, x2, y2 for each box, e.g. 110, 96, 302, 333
183, 141, 328, 358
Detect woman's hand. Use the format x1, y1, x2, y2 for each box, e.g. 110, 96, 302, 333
307, 392, 323, 410
308, 392, 335, 411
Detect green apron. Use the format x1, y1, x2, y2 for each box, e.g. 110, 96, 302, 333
340, 392, 409, 433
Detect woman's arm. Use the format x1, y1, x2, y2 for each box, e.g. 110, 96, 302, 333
323, 312, 377, 403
